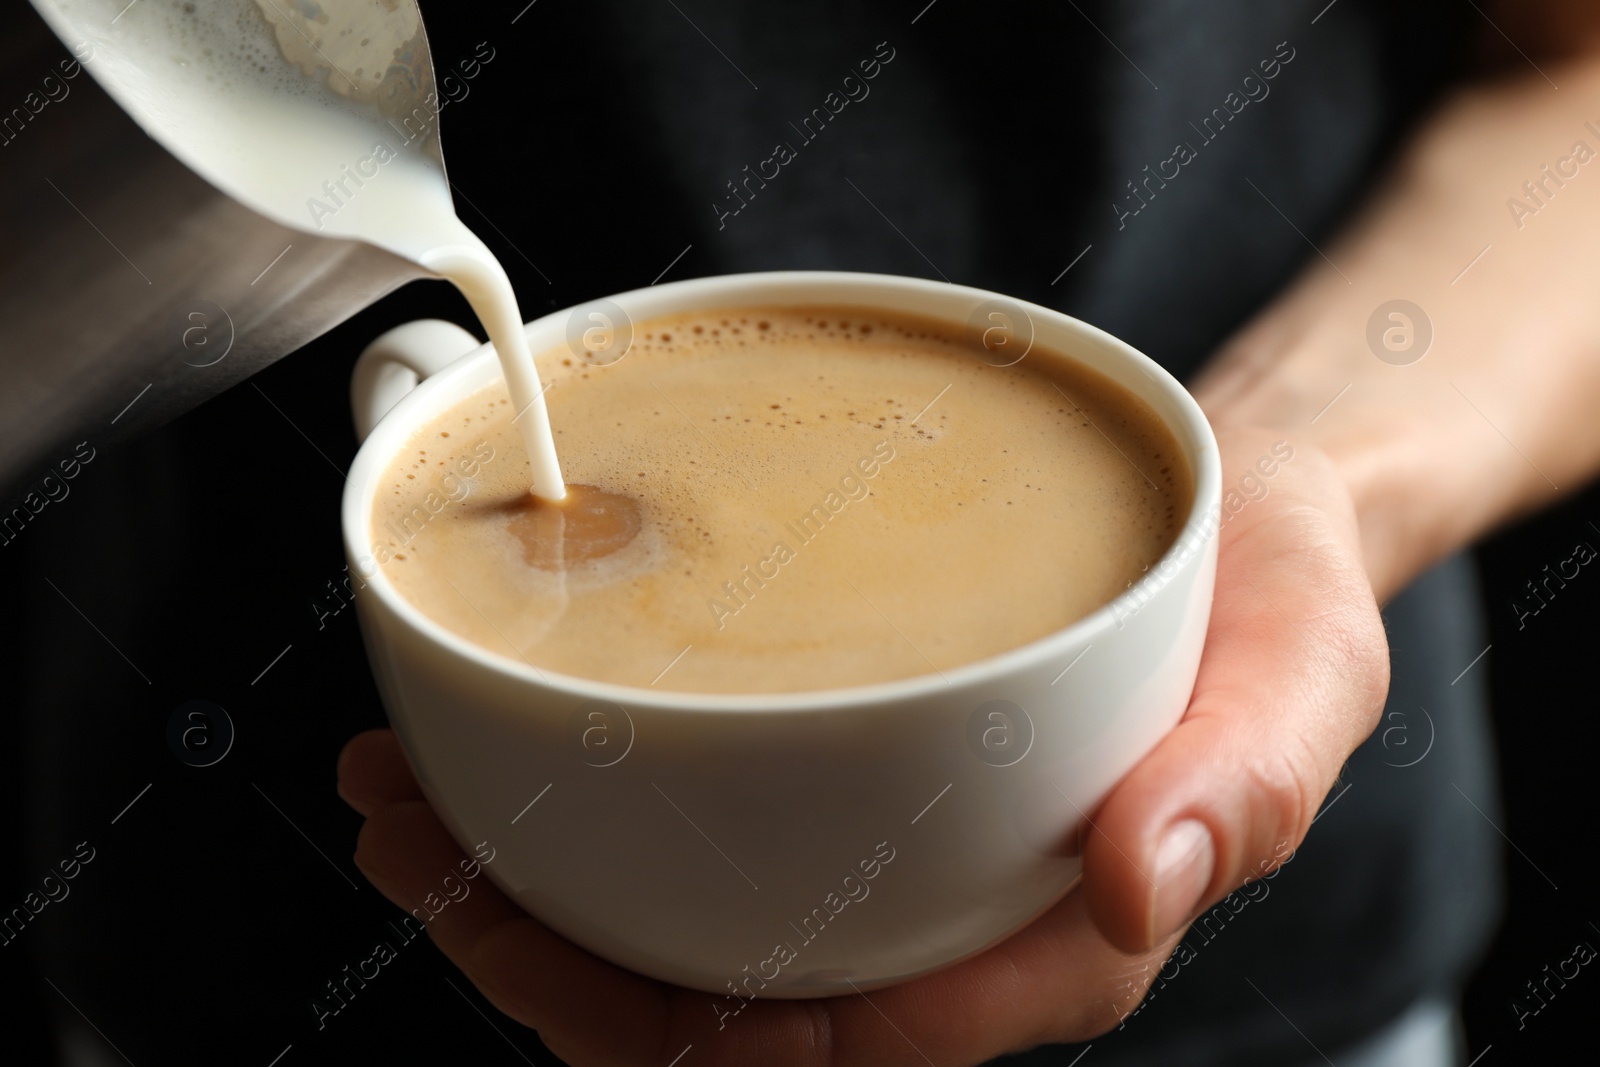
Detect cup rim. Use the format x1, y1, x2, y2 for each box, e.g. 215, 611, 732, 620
342, 270, 1221, 713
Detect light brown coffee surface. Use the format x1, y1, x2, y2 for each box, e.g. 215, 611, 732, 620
369, 307, 1192, 694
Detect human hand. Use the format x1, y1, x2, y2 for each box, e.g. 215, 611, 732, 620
338, 425, 1390, 1065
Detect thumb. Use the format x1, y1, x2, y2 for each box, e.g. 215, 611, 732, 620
1081, 456, 1389, 954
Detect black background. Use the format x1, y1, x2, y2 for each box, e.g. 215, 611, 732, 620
3, 2, 1598, 1065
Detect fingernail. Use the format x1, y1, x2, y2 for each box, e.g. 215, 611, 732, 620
1150, 819, 1214, 944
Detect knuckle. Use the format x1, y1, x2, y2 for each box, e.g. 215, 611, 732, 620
1307, 592, 1392, 738
1035, 946, 1172, 1046
1027, 985, 1135, 1047
1245, 736, 1321, 848
1266, 507, 1394, 736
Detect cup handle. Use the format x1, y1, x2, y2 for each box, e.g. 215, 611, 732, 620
351, 320, 482, 443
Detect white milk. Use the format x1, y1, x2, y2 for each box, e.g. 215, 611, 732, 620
33, 0, 566, 499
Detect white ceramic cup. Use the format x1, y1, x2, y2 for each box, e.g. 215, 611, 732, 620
341, 271, 1221, 999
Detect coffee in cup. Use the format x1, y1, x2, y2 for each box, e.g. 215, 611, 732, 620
368, 305, 1191, 693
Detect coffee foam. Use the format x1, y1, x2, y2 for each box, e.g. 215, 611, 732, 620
372, 306, 1193, 694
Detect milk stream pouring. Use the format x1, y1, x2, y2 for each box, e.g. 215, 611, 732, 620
3, 0, 564, 506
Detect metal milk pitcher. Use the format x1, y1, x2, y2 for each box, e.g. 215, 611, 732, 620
2, 0, 451, 503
